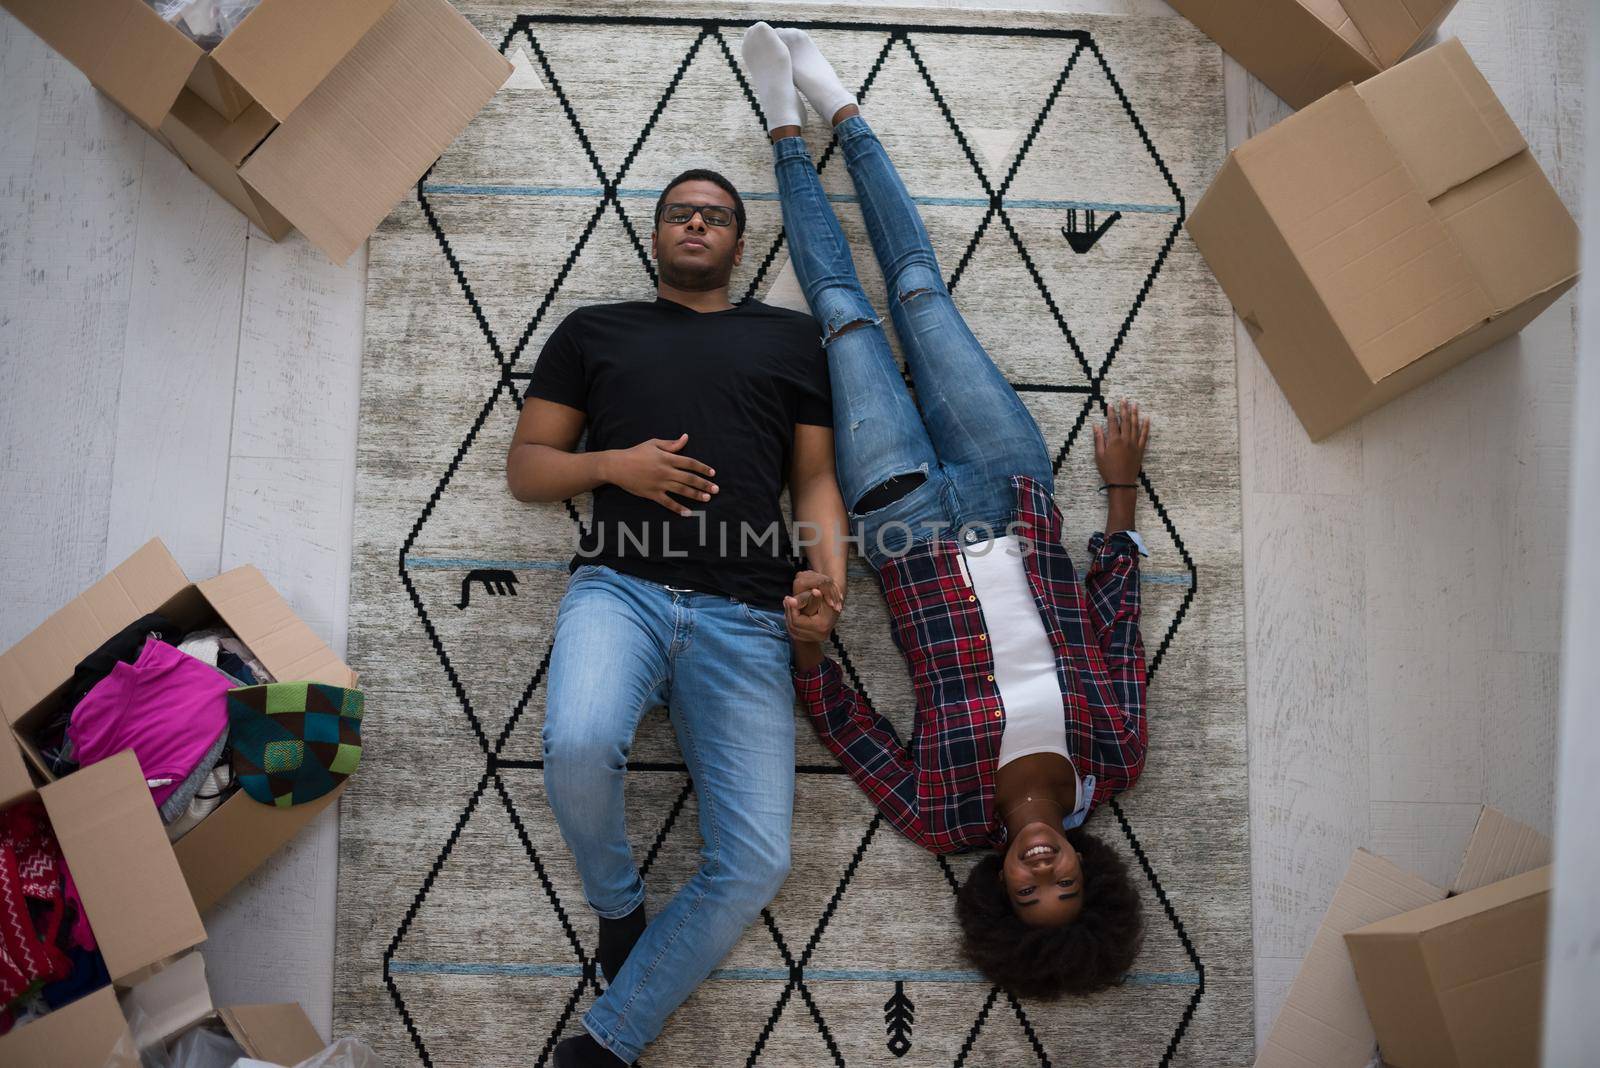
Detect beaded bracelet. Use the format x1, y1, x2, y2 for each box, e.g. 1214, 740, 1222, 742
1098, 482, 1138, 493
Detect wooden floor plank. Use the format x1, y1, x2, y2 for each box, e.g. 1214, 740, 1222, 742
107, 139, 247, 574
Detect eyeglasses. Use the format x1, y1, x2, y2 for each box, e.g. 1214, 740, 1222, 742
658, 202, 737, 228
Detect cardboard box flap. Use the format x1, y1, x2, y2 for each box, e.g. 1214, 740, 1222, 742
0, 538, 190, 726
166, 89, 278, 168
41, 752, 206, 978
1346, 866, 1551, 1067
197, 566, 353, 687
1254, 849, 1446, 1067
1454, 806, 1553, 893
1357, 38, 1525, 201
1432, 150, 1581, 314
1302, 0, 1380, 65
1352, 865, 1552, 939
174, 777, 344, 914
1163, 0, 1382, 110
0, 727, 33, 808
0, 985, 137, 1068
120, 950, 213, 1048
1238, 86, 1494, 384
209, 0, 397, 122
221, 1003, 327, 1063
1, 0, 200, 129
1340, 0, 1454, 67
159, 92, 294, 240
238, 0, 511, 263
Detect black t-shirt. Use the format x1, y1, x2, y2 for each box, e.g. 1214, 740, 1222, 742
526, 296, 832, 609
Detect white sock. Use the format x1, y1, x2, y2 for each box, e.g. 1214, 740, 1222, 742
777, 28, 856, 124
741, 22, 804, 131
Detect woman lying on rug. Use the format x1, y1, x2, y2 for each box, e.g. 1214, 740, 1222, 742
742, 23, 1152, 997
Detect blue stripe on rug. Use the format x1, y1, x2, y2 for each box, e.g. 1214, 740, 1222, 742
389, 960, 1200, 986
423, 183, 1179, 215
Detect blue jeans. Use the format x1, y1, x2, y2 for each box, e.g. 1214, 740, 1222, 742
772, 116, 1053, 570
542, 563, 795, 1063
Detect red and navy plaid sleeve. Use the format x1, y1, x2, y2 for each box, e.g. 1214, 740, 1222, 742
1083, 531, 1148, 793
792, 657, 929, 848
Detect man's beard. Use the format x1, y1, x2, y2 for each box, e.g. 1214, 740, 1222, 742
658, 249, 735, 292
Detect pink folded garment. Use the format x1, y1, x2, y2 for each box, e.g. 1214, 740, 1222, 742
66, 637, 229, 807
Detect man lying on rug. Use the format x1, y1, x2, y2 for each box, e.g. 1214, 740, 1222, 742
743, 23, 1151, 997
507, 167, 849, 1063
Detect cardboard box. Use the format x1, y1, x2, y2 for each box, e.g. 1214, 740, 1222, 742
0, 537, 359, 913
0, 752, 208, 1067
1165, 0, 1458, 109
1255, 850, 1447, 1068
1, 987, 325, 1068
1, 0, 511, 263
1254, 806, 1552, 1067
115, 949, 327, 1068
1345, 866, 1552, 1067
0, 0, 394, 125
1187, 38, 1580, 441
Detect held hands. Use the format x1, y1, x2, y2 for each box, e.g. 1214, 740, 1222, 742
783, 569, 844, 646
606, 433, 718, 517
1093, 398, 1151, 485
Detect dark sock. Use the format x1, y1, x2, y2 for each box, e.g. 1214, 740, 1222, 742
554, 1034, 630, 1068
597, 904, 647, 984
854, 471, 927, 513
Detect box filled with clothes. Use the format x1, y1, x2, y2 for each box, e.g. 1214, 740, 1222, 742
1187, 38, 1580, 441
0, 0, 511, 263
0, 537, 362, 914
1165, 0, 1459, 108
0, 913, 342, 1066
0, 750, 207, 1061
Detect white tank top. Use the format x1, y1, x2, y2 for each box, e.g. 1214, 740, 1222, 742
959, 534, 1080, 809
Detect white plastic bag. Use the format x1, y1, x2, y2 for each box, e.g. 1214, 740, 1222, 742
289, 1038, 383, 1068
143, 0, 262, 50
228, 1037, 382, 1068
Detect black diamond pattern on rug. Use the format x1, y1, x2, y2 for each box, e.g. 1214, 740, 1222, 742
385, 14, 1204, 1067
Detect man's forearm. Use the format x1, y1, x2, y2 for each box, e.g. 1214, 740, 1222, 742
793, 477, 850, 598
508, 443, 613, 503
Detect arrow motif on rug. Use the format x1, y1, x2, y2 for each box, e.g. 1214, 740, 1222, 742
1061, 207, 1121, 253
458, 568, 518, 610
884, 981, 914, 1058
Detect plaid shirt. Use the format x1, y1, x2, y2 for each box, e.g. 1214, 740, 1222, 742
793, 474, 1147, 853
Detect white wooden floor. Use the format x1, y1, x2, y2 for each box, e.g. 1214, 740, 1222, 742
0, 0, 1585, 1052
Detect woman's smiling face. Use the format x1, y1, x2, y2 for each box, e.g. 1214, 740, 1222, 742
1001, 821, 1084, 926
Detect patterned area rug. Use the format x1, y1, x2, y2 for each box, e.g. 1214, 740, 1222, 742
337, 3, 1249, 1064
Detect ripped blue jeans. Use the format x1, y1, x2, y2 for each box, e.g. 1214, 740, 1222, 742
772, 116, 1052, 571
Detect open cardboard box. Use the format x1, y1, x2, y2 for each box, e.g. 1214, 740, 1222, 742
0, 944, 325, 1068
0, 752, 208, 1067
1, 0, 510, 263
1253, 806, 1552, 1067
1165, 0, 1459, 109
115, 949, 327, 1068
0, 537, 359, 914
1187, 38, 1579, 441
1345, 865, 1550, 1067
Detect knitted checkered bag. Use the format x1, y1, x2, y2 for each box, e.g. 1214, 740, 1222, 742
226, 683, 364, 807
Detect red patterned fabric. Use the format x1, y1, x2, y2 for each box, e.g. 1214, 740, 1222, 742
0, 802, 72, 1005
793, 474, 1148, 853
